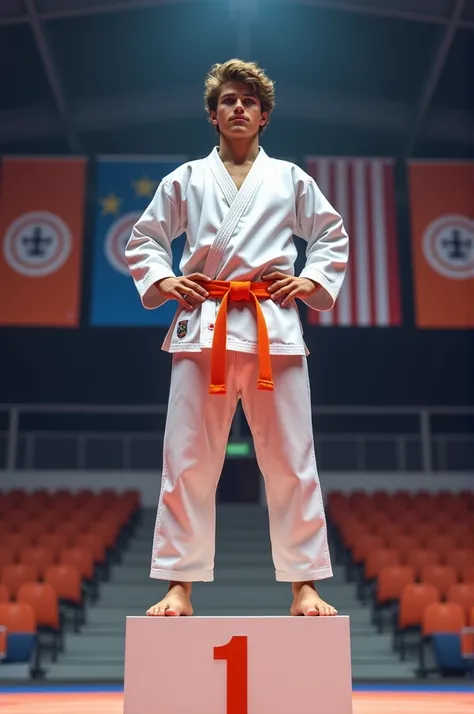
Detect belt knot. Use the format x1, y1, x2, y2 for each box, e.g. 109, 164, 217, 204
230, 281, 251, 302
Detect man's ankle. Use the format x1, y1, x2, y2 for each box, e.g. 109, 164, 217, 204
169, 580, 192, 593
291, 580, 315, 595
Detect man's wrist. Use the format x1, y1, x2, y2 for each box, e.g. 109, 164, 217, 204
155, 276, 173, 287
304, 278, 321, 291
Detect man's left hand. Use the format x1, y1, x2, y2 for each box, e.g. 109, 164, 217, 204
263, 271, 320, 308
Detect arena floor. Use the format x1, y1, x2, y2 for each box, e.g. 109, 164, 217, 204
0, 685, 473, 713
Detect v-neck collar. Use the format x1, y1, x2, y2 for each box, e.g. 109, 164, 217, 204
208, 146, 266, 206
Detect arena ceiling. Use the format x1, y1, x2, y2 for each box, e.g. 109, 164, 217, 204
0, 0, 473, 156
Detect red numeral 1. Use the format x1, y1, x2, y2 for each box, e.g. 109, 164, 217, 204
214, 635, 248, 714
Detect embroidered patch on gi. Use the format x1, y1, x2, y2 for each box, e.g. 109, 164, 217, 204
177, 320, 188, 339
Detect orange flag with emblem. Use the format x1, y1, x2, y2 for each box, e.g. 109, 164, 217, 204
408, 161, 474, 328
0, 156, 86, 326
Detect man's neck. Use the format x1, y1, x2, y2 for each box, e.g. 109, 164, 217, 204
218, 135, 260, 166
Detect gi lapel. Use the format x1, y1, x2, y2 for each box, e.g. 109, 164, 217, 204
207, 146, 238, 208
203, 147, 267, 278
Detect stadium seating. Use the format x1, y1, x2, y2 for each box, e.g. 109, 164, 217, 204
0, 488, 140, 678
327, 489, 474, 677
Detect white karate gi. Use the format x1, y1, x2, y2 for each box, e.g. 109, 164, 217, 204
125, 146, 349, 583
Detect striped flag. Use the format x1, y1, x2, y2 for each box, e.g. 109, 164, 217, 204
305, 157, 402, 326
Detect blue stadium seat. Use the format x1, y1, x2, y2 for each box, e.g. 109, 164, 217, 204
431, 633, 473, 676
1, 632, 36, 664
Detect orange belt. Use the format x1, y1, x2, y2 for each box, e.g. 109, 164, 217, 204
202, 280, 274, 395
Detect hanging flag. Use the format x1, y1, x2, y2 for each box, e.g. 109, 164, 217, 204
408, 161, 474, 328
304, 157, 401, 327
0, 156, 86, 327
90, 155, 187, 326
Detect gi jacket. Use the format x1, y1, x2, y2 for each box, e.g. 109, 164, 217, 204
125, 147, 349, 355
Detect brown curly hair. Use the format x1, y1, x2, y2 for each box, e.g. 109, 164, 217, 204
204, 59, 276, 134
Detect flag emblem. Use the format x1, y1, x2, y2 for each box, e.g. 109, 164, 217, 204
105, 211, 140, 276
423, 214, 474, 280
3, 210, 72, 278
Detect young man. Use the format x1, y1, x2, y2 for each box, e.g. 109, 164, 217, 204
125, 59, 349, 617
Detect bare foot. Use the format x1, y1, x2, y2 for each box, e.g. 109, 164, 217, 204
146, 582, 193, 617
290, 582, 338, 617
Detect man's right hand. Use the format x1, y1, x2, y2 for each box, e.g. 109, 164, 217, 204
155, 273, 211, 311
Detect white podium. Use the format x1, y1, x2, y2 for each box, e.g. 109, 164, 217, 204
123, 616, 353, 714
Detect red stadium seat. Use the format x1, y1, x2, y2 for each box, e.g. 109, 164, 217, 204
373, 565, 415, 633
395, 583, 440, 661
447, 583, 474, 621
420, 565, 457, 599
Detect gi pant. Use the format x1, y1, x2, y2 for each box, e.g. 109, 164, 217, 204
150, 350, 333, 583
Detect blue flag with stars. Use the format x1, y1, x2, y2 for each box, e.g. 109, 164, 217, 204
90, 155, 187, 326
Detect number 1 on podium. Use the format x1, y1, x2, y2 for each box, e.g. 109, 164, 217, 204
214, 636, 248, 714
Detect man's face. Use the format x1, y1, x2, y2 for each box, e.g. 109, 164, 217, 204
211, 81, 267, 139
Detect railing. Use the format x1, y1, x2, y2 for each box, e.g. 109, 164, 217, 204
0, 404, 473, 473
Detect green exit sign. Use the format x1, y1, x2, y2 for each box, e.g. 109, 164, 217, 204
226, 442, 251, 457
